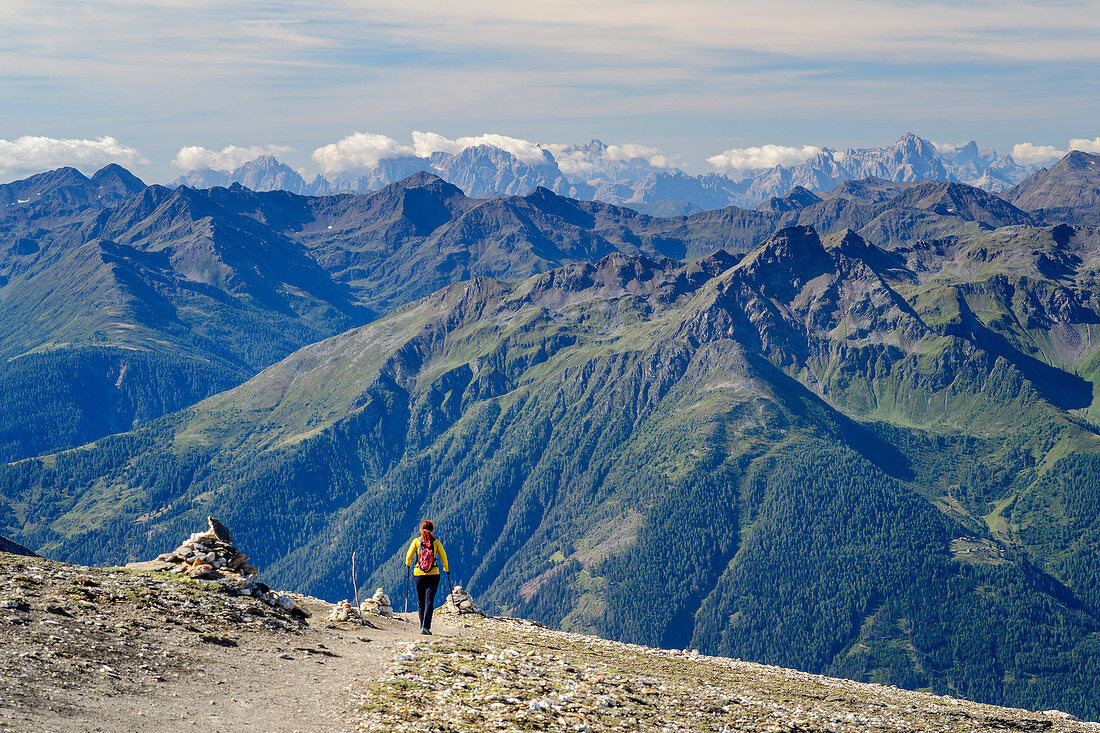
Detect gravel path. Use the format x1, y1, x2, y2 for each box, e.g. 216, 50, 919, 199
0, 552, 447, 733
3, 551, 1097, 733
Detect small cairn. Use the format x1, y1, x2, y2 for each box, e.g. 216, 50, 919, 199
440, 584, 483, 615
329, 599, 362, 622
128, 516, 308, 618
360, 588, 394, 617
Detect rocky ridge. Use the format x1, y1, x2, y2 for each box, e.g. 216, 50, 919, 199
352, 616, 1097, 732
128, 517, 308, 619
2, 549, 1096, 732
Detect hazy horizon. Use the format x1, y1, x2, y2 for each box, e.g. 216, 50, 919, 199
2, 1, 1098, 183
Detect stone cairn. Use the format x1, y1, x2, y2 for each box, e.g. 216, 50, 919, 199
130, 516, 308, 618
329, 588, 395, 622
440, 584, 483, 615
360, 588, 394, 617
328, 599, 362, 622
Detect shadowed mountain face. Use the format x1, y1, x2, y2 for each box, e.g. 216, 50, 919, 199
5, 223, 1100, 718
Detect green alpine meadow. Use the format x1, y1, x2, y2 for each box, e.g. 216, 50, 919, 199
4, 153, 1100, 716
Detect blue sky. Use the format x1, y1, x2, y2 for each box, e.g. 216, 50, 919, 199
1, 0, 1098, 182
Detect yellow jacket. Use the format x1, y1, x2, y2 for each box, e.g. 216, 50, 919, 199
405, 537, 449, 576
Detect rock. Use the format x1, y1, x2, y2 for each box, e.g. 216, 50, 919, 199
359, 588, 396, 617
125, 560, 176, 573
440, 584, 483, 615
207, 516, 233, 544
227, 552, 249, 571
329, 600, 360, 622
184, 563, 215, 579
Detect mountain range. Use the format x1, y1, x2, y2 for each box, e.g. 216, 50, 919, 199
172, 134, 1042, 214
8, 154, 1090, 464
3, 153, 1100, 718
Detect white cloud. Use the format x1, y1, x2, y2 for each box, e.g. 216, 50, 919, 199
545, 141, 675, 176
0, 135, 147, 181
411, 131, 548, 163
1011, 142, 1066, 165
172, 144, 295, 172
310, 133, 413, 174
707, 144, 823, 173
1069, 137, 1100, 153
604, 143, 664, 163
932, 141, 959, 155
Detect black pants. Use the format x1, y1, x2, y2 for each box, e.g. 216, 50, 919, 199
414, 573, 440, 630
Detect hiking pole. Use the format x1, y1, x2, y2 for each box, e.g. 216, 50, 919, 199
404, 565, 410, 617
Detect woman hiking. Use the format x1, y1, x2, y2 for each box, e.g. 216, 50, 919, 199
405, 520, 449, 635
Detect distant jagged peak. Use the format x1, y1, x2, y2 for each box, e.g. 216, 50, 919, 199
91, 162, 144, 186
11, 165, 90, 191
0, 165, 118, 210
388, 170, 455, 190
357, 171, 466, 206
592, 250, 680, 283
511, 250, 718, 311
440, 142, 557, 168
516, 185, 601, 219
894, 131, 932, 147
744, 225, 828, 263
1005, 150, 1100, 219
822, 228, 913, 280
730, 225, 834, 298
87, 163, 146, 203
755, 185, 823, 213
1057, 149, 1100, 170
241, 153, 284, 167
821, 227, 869, 251
686, 249, 740, 278
888, 179, 1035, 225
819, 177, 927, 205
521, 185, 563, 202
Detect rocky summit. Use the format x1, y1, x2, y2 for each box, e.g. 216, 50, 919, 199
127, 517, 307, 619
2, 549, 1095, 732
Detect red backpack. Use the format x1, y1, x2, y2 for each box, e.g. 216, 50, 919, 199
417, 538, 436, 572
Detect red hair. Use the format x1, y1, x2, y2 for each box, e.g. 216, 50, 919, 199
420, 520, 434, 544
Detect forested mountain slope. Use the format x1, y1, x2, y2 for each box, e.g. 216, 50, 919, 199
4, 224, 1100, 717
0, 167, 1042, 462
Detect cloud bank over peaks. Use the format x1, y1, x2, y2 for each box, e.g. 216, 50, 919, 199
546, 141, 674, 177
172, 144, 295, 172
1070, 137, 1100, 154
706, 144, 824, 173
0, 135, 147, 181
1011, 142, 1067, 165
311, 133, 415, 174
308, 131, 675, 180
410, 132, 549, 164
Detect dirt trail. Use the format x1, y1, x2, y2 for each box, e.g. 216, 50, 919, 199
0, 552, 456, 733
59, 608, 451, 733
